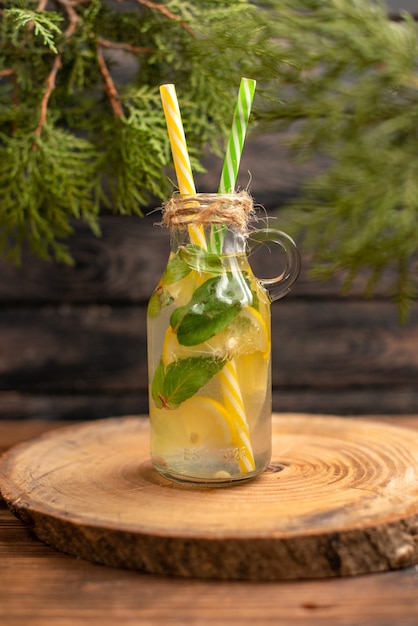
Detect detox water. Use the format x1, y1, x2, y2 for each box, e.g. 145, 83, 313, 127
147, 244, 272, 485
146, 192, 300, 487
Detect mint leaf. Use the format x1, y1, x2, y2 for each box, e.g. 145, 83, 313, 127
147, 286, 174, 318
151, 356, 225, 409
251, 286, 260, 311
162, 254, 191, 284
151, 361, 166, 406
169, 304, 188, 329
177, 302, 241, 346
170, 273, 252, 346
179, 245, 224, 274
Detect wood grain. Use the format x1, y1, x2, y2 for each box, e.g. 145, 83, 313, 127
0, 300, 417, 417
4, 387, 418, 421
0, 215, 412, 302
0, 133, 416, 419
2, 490, 418, 626
3, 419, 418, 626
3, 414, 418, 580
1, 300, 417, 389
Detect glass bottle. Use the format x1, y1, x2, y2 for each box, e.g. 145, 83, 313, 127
147, 192, 300, 486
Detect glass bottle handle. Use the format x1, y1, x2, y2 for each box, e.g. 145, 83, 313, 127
247, 228, 301, 302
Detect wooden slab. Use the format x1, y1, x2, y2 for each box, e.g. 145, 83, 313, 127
2, 414, 418, 580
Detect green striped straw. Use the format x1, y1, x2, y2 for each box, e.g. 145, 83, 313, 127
210, 77, 256, 252
219, 77, 256, 194
214, 78, 257, 473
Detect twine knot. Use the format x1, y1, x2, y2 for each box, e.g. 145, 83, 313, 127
162, 191, 254, 230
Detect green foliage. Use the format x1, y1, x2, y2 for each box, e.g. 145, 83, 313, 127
0, 0, 278, 263
252, 0, 418, 318
1, 0, 418, 317
0, 125, 101, 264
6, 8, 63, 53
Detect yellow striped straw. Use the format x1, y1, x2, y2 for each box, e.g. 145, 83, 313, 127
160, 82, 255, 475
220, 359, 255, 473
159, 84, 206, 249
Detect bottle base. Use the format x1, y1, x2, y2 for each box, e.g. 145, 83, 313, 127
152, 456, 268, 488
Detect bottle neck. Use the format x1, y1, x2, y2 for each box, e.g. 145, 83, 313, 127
170, 225, 247, 255
163, 192, 253, 257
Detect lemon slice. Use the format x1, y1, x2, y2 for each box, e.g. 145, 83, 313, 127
162, 304, 270, 365
162, 326, 222, 363
234, 305, 270, 359
234, 350, 270, 420
164, 270, 197, 307
150, 396, 235, 454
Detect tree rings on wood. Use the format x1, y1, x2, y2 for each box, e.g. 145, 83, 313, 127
1, 414, 418, 580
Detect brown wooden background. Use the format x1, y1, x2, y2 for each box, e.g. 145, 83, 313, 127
1, 131, 417, 421
0, 1, 417, 422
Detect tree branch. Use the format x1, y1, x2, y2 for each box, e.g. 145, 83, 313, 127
33, 0, 80, 141
136, 0, 195, 36
96, 46, 123, 119
34, 54, 62, 139
55, 0, 80, 38
98, 37, 152, 55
